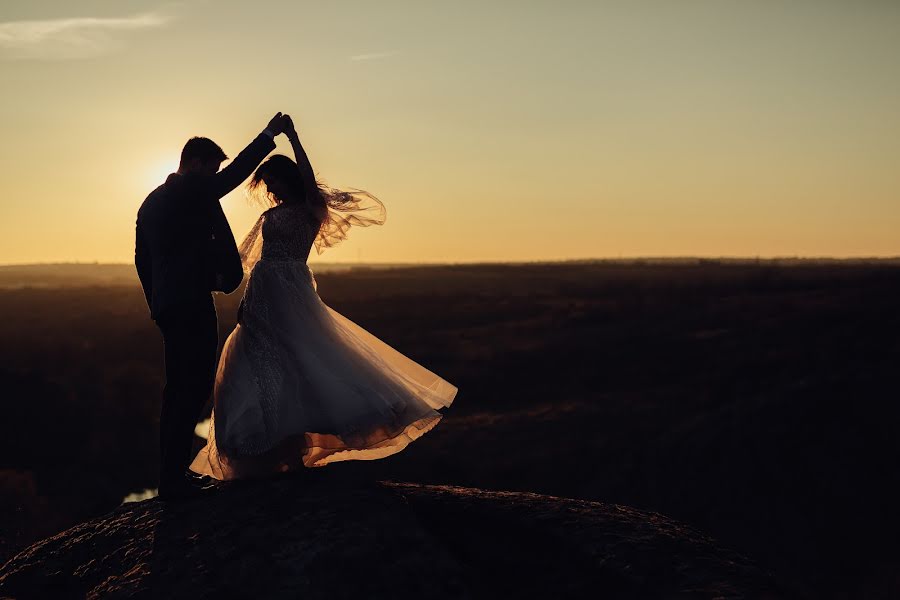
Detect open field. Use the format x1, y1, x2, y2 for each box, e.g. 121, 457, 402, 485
1, 261, 899, 598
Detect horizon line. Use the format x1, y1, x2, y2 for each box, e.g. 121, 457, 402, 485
2, 255, 900, 269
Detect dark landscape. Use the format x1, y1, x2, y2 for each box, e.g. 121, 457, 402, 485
1, 261, 899, 598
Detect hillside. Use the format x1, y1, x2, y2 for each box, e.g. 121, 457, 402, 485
0, 475, 781, 599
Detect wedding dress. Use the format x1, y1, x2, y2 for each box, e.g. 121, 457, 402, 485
190, 193, 457, 480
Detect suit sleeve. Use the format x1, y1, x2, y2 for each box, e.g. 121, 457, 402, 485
134, 220, 153, 308
209, 201, 244, 293
208, 133, 276, 200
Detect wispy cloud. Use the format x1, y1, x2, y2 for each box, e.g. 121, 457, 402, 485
0, 12, 171, 60
349, 50, 398, 62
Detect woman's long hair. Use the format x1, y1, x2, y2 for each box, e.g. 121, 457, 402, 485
247, 154, 326, 217
245, 154, 386, 255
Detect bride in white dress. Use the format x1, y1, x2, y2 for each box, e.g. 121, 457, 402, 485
190, 116, 457, 480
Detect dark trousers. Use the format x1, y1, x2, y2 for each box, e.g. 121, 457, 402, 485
156, 297, 218, 494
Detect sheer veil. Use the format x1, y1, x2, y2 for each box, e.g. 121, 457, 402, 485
238, 214, 266, 274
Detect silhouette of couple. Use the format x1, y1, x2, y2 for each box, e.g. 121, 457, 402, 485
136, 112, 456, 500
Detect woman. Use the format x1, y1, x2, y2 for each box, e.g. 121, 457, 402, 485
190, 116, 457, 480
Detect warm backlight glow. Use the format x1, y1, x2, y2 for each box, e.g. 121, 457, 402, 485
145, 158, 179, 191
1, 2, 899, 264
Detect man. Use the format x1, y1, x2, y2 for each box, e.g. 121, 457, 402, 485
135, 112, 287, 500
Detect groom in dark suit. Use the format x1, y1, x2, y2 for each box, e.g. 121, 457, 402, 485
135, 112, 286, 500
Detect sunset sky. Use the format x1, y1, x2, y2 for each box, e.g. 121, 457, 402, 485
1, 1, 898, 264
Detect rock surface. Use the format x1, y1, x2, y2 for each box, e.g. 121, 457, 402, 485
0, 472, 782, 599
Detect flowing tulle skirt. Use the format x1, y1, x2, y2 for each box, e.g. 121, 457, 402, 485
190, 260, 457, 480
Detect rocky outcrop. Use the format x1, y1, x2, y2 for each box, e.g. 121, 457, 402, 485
0, 472, 781, 598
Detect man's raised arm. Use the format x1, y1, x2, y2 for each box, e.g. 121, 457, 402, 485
209, 113, 285, 199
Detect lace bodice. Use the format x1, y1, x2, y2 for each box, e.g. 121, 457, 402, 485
259, 204, 321, 263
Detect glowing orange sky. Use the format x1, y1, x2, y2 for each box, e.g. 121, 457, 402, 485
1, 1, 898, 264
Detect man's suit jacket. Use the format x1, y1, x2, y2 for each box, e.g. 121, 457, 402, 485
135, 133, 275, 321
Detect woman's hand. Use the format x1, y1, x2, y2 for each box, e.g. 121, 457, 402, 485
283, 114, 298, 140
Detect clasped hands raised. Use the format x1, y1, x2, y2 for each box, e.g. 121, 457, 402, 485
265, 112, 299, 141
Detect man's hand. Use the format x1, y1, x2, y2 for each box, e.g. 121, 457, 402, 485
265, 112, 286, 136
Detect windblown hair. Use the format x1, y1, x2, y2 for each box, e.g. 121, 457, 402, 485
247, 154, 325, 213
180, 137, 227, 169
243, 154, 386, 263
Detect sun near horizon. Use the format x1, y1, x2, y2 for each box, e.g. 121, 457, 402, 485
1, 1, 899, 265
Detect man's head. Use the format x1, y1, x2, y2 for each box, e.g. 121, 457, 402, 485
178, 137, 227, 175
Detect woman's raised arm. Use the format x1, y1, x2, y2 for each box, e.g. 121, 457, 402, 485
283, 115, 320, 203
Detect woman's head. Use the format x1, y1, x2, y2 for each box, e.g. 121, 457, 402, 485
248, 154, 308, 207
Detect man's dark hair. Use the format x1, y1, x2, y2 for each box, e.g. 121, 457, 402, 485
180, 137, 228, 169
